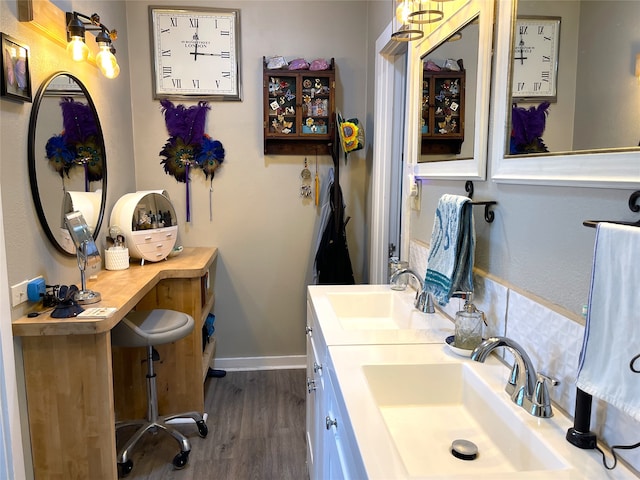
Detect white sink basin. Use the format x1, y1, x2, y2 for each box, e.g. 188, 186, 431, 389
363, 362, 568, 477
327, 291, 408, 330
308, 285, 454, 346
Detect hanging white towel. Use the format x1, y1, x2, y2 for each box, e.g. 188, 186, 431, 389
577, 222, 640, 422
423, 194, 475, 305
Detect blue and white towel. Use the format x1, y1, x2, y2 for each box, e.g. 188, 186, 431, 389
424, 194, 475, 305
577, 222, 640, 422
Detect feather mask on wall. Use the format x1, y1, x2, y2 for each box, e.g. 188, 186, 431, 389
45, 98, 104, 191
159, 99, 225, 222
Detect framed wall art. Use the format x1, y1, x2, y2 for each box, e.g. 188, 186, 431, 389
1, 33, 32, 102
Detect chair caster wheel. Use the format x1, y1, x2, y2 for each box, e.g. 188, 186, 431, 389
173, 450, 190, 469
117, 460, 133, 478
196, 419, 208, 437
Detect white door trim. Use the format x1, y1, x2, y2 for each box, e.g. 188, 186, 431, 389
370, 22, 407, 284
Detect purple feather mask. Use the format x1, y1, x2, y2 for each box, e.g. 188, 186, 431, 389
160, 100, 210, 146
510, 102, 550, 154
60, 97, 99, 144
159, 100, 225, 222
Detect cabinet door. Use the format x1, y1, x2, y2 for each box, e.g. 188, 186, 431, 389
323, 374, 359, 480
432, 75, 463, 137
300, 74, 331, 137
265, 74, 298, 137
306, 330, 318, 478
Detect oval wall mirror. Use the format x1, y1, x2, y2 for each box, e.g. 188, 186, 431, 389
28, 72, 107, 255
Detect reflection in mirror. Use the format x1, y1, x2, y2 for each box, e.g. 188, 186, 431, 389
28, 72, 107, 255
419, 20, 478, 163
507, 0, 640, 156
410, 0, 495, 180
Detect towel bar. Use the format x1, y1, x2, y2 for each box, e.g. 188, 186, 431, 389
583, 190, 640, 228
464, 180, 497, 223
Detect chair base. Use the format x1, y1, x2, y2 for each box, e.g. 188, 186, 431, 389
114, 345, 208, 476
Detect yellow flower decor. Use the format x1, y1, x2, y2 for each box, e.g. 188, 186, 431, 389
337, 111, 364, 159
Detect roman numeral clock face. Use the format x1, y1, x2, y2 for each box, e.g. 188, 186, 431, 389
150, 8, 241, 100
512, 17, 560, 101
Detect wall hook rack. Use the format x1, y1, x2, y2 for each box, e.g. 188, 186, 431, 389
583, 190, 640, 228
464, 180, 497, 223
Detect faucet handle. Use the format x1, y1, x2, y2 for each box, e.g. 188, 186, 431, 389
530, 372, 559, 418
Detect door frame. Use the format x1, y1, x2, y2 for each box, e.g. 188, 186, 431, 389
370, 21, 408, 284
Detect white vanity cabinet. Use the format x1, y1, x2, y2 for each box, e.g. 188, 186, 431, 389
110, 191, 178, 264
306, 299, 366, 480
306, 300, 326, 480
322, 366, 367, 480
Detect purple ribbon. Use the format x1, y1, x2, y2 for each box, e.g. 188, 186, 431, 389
185, 162, 191, 222
84, 162, 89, 192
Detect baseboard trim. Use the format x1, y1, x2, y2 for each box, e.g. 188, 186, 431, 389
212, 355, 306, 372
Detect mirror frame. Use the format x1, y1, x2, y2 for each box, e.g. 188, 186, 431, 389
407, 0, 494, 180
28, 72, 108, 255
490, 0, 640, 188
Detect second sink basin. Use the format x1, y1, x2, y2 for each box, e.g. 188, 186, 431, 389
362, 361, 568, 477
326, 291, 408, 330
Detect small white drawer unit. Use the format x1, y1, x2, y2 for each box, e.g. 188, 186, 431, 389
110, 191, 178, 264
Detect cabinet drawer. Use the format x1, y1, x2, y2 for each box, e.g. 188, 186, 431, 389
136, 241, 173, 256
132, 226, 177, 244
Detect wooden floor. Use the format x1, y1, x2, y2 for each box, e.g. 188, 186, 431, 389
117, 369, 308, 480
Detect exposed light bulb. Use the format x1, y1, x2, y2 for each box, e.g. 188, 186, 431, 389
67, 35, 89, 62
96, 45, 119, 79
396, 0, 413, 25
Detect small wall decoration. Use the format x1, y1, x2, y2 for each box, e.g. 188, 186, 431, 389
45, 98, 104, 190
159, 99, 225, 221
1, 33, 32, 102
510, 101, 551, 154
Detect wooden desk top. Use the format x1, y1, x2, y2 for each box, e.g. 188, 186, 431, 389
12, 247, 217, 337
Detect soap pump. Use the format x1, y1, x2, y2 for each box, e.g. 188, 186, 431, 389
454, 292, 485, 350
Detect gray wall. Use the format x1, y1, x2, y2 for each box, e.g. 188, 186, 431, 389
124, 1, 371, 360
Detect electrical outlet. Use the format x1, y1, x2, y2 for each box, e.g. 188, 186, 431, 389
411, 180, 421, 211
11, 280, 29, 307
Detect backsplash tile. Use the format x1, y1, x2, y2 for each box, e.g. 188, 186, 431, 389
506, 290, 583, 413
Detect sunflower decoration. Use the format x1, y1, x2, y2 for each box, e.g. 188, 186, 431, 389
44, 98, 104, 188
336, 111, 364, 161
159, 100, 225, 222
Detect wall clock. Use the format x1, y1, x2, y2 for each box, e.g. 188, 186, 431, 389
512, 16, 560, 102
149, 7, 242, 101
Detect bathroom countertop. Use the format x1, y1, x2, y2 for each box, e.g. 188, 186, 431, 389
12, 246, 217, 336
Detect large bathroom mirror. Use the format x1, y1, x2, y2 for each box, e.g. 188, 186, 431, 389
407, 0, 494, 180
28, 72, 107, 255
490, 0, 639, 187
418, 19, 478, 163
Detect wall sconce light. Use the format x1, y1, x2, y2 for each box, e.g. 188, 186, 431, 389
66, 11, 119, 79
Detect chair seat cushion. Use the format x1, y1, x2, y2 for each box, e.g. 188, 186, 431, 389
111, 309, 194, 347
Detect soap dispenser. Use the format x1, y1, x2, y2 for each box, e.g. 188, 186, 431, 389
454, 293, 485, 350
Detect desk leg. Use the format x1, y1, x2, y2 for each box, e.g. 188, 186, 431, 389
22, 333, 117, 480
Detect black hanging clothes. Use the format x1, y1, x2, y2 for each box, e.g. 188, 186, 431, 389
314, 181, 355, 285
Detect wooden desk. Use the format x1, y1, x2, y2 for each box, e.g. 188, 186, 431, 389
12, 247, 217, 480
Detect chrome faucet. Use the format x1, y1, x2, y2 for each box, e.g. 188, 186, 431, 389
389, 268, 435, 314
471, 336, 557, 418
